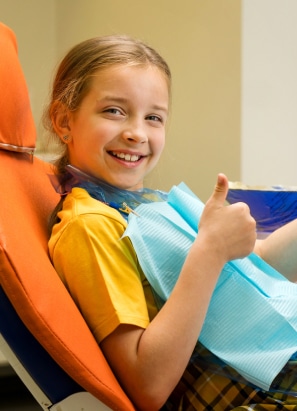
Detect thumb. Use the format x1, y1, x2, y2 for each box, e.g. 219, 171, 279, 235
210, 173, 229, 207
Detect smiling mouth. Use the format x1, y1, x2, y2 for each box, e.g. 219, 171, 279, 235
110, 151, 142, 162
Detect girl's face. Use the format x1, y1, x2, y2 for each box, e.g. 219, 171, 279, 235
66, 64, 169, 190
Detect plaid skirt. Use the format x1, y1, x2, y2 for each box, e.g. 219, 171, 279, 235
164, 345, 297, 411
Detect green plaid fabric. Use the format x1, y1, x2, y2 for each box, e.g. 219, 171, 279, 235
164, 345, 297, 411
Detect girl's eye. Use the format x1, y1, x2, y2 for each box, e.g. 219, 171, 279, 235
104, 107, 123, 116
147, 115, 163, 123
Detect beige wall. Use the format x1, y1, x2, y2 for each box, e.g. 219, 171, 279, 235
0, 0, 241, 201
0, 0, 56, 148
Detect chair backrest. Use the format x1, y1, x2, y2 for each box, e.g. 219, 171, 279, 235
0, 22, 135, 411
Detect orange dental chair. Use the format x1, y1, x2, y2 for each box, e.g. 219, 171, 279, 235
0, 22, 136, 411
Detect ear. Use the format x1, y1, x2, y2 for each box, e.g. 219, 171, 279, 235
50, 100, 71, 140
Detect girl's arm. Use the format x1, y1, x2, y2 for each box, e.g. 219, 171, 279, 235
101, 174, 257, 411
254, 220, 297, 282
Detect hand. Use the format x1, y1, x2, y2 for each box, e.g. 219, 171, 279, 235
198, 173, 256, 263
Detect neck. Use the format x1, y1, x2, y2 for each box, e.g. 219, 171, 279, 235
52, 164, 168, 220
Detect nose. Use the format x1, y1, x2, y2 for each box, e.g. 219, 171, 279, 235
121, 121, 148, 144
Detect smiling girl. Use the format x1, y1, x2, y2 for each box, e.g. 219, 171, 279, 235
46, 35, 297, 411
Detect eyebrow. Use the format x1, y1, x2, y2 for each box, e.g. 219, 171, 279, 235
99, 96, 168, 114
100, 96, 127, 104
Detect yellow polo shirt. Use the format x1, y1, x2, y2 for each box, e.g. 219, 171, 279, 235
48, 187, 158, 344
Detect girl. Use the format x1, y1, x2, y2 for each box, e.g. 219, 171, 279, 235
45, 35, 297, 410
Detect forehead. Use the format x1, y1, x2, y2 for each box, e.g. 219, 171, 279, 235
90, 64, 170, 94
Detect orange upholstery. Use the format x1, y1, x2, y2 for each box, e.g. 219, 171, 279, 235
0, 22, 135, 411
0, 24, 35, 151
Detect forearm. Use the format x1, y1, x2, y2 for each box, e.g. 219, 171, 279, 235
139, 239, 225, 391
103, 237, 226, 411
255, 219, 297, 282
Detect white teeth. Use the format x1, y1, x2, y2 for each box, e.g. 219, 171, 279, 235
112, 152, 140, 162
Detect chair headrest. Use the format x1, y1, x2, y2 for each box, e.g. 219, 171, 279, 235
0, 22, 36, 154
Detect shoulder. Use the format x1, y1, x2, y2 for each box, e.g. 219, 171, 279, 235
64, 187, 126, 222
59, 187, 126, 229
49, 187, 127, 252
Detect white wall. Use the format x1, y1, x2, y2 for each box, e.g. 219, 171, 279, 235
242, 0, 297, 186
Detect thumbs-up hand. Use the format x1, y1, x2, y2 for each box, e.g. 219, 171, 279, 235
198, 174, 256, 263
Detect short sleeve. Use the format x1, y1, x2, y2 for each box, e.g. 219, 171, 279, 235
49, 196, 151, 343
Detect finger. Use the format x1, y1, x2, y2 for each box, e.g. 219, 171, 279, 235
210, 173, 229, 206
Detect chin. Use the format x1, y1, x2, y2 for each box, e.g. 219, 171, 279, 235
114, 180, 143, 191
105, 173, 143, 191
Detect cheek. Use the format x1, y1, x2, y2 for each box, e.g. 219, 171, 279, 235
155, 133, 166, 157
148, 135, 165, 172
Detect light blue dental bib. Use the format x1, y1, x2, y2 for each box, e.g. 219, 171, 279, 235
123, 183, 297, 391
